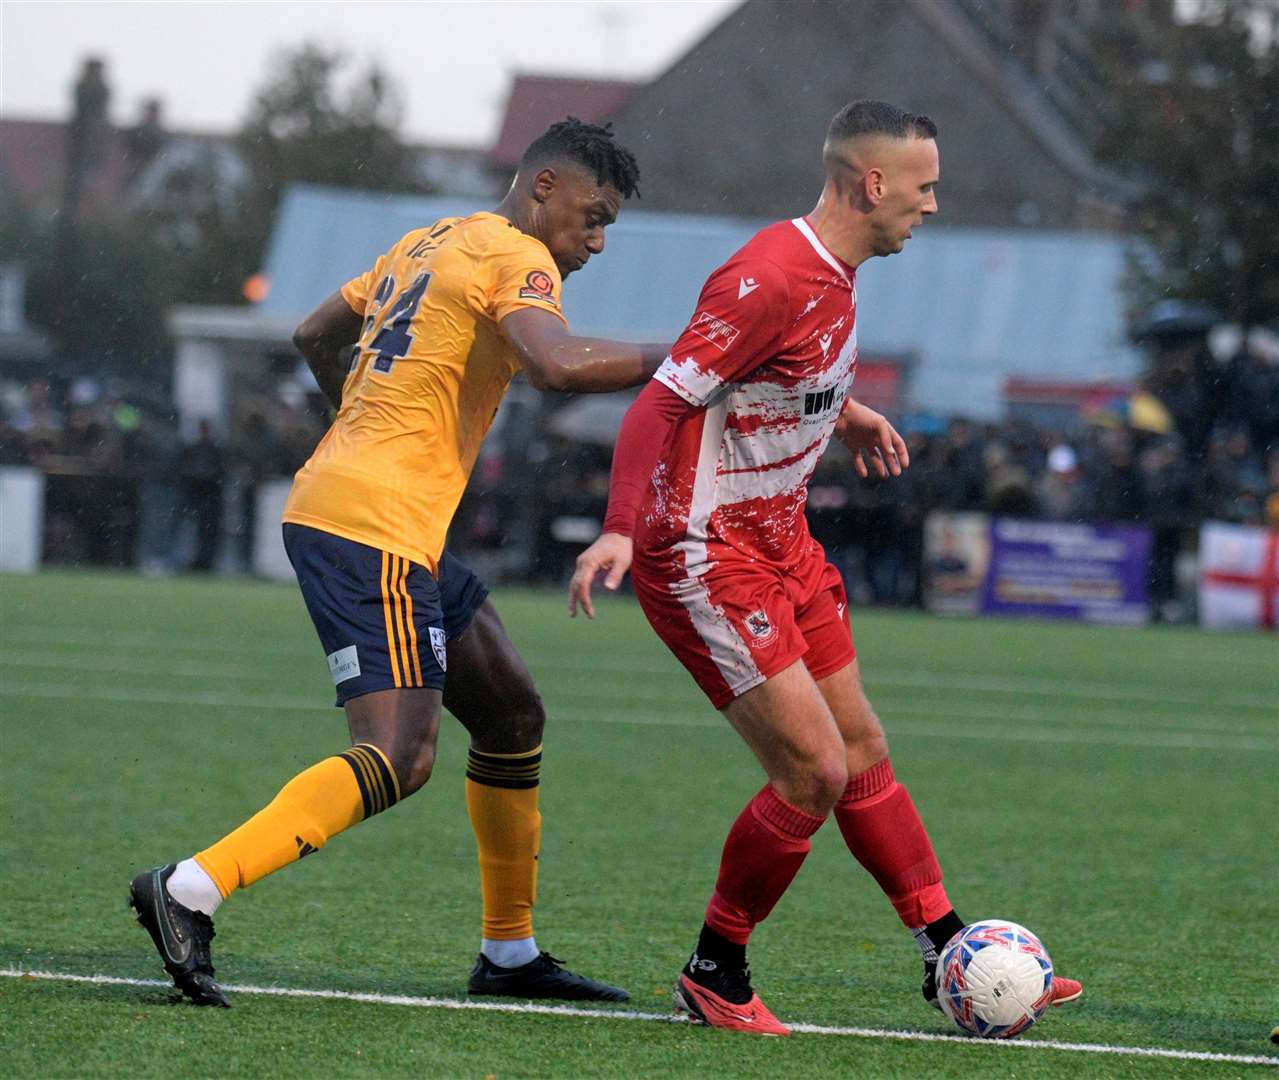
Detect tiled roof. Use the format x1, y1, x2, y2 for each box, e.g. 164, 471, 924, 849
0, 117, 131, 207
491, 74, 638, 169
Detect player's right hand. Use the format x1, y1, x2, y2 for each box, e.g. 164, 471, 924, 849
568, 532, 633, 619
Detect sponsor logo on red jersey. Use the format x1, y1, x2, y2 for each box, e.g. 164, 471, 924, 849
803, 385, 841, 417
689, 311, 741, 351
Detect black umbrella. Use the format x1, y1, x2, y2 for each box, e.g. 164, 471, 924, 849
1131, 300, 1221, 342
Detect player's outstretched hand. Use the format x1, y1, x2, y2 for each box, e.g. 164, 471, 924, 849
569, 532, 633, 619
834, 399, 910, 479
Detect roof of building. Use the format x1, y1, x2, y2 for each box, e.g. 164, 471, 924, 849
490, 74, 639, 169
255, 184, 1141, 418
603, 0, 1128, 228
0, 114, 494, 213
0, 117, 132, 207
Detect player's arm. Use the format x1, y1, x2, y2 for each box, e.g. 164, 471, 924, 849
569, 256, 790, 615
293, 291, 363, 411
568, 379, 699, 618
834, 397, 910, 479
500, 308, 668, 393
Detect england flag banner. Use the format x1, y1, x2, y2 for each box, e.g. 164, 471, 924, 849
1198, 521, 1279, 632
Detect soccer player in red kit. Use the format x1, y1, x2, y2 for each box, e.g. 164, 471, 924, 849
569, 100, 1082, 1035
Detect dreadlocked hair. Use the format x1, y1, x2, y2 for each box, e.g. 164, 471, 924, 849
521, 116, 641, 199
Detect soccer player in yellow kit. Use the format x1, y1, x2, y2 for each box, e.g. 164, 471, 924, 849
129, 120, 667, 1006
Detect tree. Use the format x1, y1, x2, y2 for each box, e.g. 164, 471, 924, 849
0, 43, 423, 375
223, 44, 420, 298
132, 43, 422, 306
0, 194, 175, 374
1091, 0, 1279, 327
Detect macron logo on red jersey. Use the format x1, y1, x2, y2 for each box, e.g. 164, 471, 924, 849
738, 277, 760, 299
690, 311, 741, 351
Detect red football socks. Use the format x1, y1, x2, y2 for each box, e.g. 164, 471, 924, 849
704, 784, 826, 945
833, 758, 953, 927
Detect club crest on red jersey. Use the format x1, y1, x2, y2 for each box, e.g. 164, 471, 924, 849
690, 311, 741, 351
744, 609, 777, 645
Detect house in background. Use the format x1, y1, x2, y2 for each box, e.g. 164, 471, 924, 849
0, 57, 498, 228
10, 6, 1152, 429
0, 60, 245, 220
489, 74, 639, 180
169, 183, 1140, 437
604, 0, 1129, 229
0, 265, 52, 374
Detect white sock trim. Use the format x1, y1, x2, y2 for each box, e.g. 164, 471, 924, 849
482, 937, 538, 969
912, 925, 939, 963
166, 858, 223, 917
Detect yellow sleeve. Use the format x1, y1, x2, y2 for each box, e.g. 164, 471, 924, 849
485, 236, 568, 326
339, 252, 388, 316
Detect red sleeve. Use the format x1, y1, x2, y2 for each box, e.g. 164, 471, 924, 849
602, 380, 699, 537
654, 257, 789, 406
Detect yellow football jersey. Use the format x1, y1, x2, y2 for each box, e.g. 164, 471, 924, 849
282, 212, 566, 572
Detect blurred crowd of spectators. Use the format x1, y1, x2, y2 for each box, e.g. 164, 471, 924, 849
0, 375, 327, 571
1, 328, 1276, 602
807, 409, 1277, 610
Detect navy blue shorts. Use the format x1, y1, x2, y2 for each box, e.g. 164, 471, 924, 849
438, 550, 490, 642
283, 524, 488, 706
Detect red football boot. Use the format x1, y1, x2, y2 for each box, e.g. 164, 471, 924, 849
1048, 975, 1083, 1005
673, 968, 790, 1037
926, 961, 1083, 1011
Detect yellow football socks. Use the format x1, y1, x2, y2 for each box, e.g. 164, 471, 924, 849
195, 743, 400, 898
465, 745, 542, 941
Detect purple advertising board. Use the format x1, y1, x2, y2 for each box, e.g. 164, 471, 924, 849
979, 519, 1152, 625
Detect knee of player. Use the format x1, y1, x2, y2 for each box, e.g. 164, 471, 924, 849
851, 724, 890, 764
485, 681, 546, 749
809, 757, 851, 810
780, 757, 847, 816
512, 687, 547, 743
394, 744, 437, 797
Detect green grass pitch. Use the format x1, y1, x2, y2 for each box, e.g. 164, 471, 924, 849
1, 570, 1276, 1078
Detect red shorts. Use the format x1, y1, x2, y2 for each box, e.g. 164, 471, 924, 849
632, 551, 856, 710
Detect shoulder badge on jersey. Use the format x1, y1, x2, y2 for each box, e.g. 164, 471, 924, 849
689, 311, 741, 351
518, 270, 558, 305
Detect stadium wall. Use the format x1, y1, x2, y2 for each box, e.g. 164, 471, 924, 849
0, 466, 42, 573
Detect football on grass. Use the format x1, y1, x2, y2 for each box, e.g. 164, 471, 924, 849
935, 920, 1054, 1038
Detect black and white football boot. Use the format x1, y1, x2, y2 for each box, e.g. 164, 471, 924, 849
129, 863, 229, 1007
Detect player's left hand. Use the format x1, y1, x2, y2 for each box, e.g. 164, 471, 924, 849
568, 532, 633, 619
834, 399, 909, 479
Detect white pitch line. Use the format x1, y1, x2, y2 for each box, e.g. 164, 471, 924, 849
2, 681, 1276, 754
0, 681, 322, 713
3, 968, 1276, 1068
0, 626, 317, 658
2, 648, 1272, 740
1, 627, 1274, 711
0, 650, 295, 681
548, 706, 1279, 753
3, 652, 1271, 735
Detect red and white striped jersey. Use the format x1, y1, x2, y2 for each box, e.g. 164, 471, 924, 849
636, 217, 859, 574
